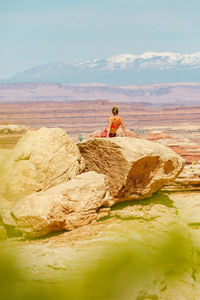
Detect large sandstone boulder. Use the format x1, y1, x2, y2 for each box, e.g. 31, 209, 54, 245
12, 171, 110, 238
78, 137, 185, 203
0, 127, 85, 202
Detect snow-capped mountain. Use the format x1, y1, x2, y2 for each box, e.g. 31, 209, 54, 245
3, 52, 200, 84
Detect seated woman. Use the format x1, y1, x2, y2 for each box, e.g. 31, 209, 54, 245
106, 106, 127, 137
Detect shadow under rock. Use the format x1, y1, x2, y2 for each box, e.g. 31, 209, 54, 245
16, 230, 67, 242
111, 192, 175, 212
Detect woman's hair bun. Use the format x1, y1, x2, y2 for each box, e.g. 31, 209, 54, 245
112, 106, 119, 115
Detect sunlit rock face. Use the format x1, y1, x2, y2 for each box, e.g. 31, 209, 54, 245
12, 172, 110, 238
0, 127, 85, 202
78, 137, 185, 204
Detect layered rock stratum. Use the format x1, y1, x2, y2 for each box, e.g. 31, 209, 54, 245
146, 129, 200, 163
1, 101, 200, 134
162, 162, 200, 191
1, 82, 200, 103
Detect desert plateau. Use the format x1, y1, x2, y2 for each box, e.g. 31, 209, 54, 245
0, 91, 200, 299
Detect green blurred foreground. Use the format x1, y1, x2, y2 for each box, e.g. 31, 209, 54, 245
0, 226, 200, 300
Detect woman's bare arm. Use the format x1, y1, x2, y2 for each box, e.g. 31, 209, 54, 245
121, 117, 128, 137
106, 117, 112, 137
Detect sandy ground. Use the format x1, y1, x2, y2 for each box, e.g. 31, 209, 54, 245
2, 191, 200, 283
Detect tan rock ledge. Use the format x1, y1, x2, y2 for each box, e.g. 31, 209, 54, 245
78, 137, 185, 204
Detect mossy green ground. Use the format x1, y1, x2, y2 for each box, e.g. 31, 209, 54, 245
1, 192, 200, 299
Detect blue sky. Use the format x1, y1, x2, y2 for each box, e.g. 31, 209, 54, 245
1, 0, 200, 79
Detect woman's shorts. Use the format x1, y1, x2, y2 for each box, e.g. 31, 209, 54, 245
109, 133, 116, 137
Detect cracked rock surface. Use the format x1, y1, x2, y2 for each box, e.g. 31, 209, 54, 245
78, 137, 184, 202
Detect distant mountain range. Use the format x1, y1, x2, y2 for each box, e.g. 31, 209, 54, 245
2, 52, 200, 85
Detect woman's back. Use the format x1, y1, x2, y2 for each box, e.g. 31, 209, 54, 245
106, 106, 127, 138
110, 116, 121, 132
